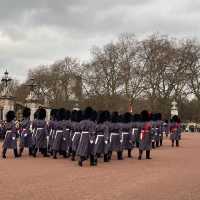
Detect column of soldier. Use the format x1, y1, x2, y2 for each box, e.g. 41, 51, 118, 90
0, 106, 181, 166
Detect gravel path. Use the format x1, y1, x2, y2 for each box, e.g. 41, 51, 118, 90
0, 133, 199, 200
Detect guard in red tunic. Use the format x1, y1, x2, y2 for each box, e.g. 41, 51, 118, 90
138, 110, 152, 160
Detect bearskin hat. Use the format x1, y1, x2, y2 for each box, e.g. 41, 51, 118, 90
141, 110, 150, 122
65, 110, 71, 120
133, 114, 141, 122
56, 108, 66, 121
50, 109, 58, 120
38, 108, 46, 120
84, 107, 93, 120
123, 112, 132, 123
172, 115, 178, 123
104, 110, 110, 122
156, 113, 162, 121
111, 112, 119, 123
97, 111, 105, 124
6, 111, 16, 122
34, 109, 39, 120
23, 107, 31, 118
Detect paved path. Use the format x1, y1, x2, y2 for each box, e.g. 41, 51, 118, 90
0, 133, 200, 200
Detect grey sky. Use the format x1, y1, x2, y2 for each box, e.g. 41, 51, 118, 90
0, 0, 199, 82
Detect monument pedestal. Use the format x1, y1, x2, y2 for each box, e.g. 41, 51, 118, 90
0, 97, 15, 120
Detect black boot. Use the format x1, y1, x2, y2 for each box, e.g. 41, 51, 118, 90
19, 148, 24, 157
78, 157, 85, 167
138, 149, 142, 160
14, 149, 19, 158
136, 142, 139, 148
108, 151, 112, 161
172, 140, 174, 147
152, 142, 155, 149
2, 148, 7, 159
53, 151, 57, 159
71, 151, 76, 161
33, 148, 38, 157
176, 140, 179, 147
43, 149, 49, 157
90, 155, 95, 166
160, 140, 163, 146
117, 151, 123, 160
146, 150, 152, 159
104, 154, 108, 162
29, 147, 33, 156
156, 141, 159, 147
128, 149, 132, 158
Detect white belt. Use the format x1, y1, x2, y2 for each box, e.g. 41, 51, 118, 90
121, 132, 129, 143
95, 135, 104, 144
72, 132, 80, 141
5, 130, 12, 140
55, 130, 63, 139
37, 128, 44, 130
82, 131, 89, 134
110, 133, 119, 142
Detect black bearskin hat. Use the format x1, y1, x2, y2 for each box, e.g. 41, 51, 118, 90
50, 109, 58, 120
172, 115, 178, 123
156, 113, 162, 121
123, 112, 132, 123
6, 111, 16, 122
38, 108, 46, 120
104, 110, 110, 122
97, 111, 105, 124
141, 110, 150, 122
65, 110, 71, 120
111, 112, 119, 123
23, 107, 31, 118
34, 109, 39, 120
56, 108, 66, 121
133, 114, 141, 122
84, 107, 93, 120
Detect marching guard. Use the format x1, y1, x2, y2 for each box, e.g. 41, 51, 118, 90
19, 108, 33, 156
2, 111, 19, 159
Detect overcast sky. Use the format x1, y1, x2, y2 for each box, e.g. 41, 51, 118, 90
0, 0, 199, 82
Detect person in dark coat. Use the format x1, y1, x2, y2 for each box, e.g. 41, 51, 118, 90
108, 112, 122, 160
121, 112, 133, 158
52, 108, 71, 159
32, 108, 49, 157
19, 108, 33, 157
76, 107, 96, 167
138, 110, 152, 160
156, 113, 163, 146
2, 111, 18, 158
47, 109, 57, 155
170, 115, 181, 147
94, 111, 108, 163
71, 110, 82, 161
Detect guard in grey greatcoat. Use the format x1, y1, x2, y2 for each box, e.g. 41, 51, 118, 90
47, 109, 57, 155
76, 107, 96, 167
120, 112, 133, 158
32, 108, 49, 157
2, 111, 19, 159
156, 113, 164, 146
170, 115, 181, 147
19, 108, 33, 156
138, 110, 152, 160
133, 114, 141, 148
151, 114, 157, 149
108, 112, 123, 160
94, 111, 108, 163
71, 110, 82, 161
52, 108, 71, 159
